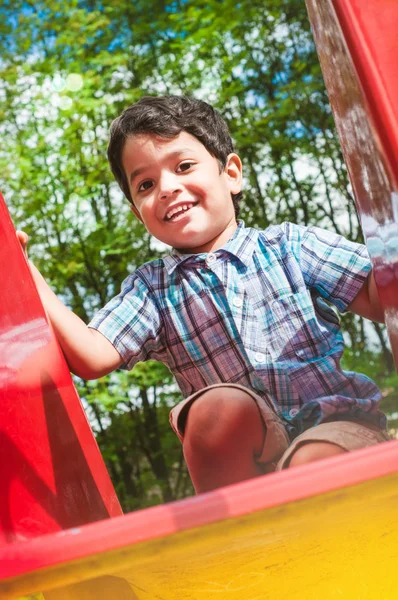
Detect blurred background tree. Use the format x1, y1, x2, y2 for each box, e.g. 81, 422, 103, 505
0, 0, 396, 511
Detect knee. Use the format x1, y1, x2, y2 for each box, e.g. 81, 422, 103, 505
184, 388, 263, 455
289, 442, 346, 468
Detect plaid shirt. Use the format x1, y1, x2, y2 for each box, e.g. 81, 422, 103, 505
89, 222, 385, 435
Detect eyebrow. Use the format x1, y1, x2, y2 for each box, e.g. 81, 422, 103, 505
129, 148, 196, 185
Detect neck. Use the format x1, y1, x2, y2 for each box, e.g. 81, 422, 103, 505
176, 220, 238, 255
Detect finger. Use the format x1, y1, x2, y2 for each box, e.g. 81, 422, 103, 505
16, 231, 29, 258
16, 230, 29, 247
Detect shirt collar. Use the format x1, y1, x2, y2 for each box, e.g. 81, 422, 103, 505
163, 221, 258, 275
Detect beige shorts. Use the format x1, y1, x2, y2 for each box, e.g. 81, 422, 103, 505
169, 384, 390, 470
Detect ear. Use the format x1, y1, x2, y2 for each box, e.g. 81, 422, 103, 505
224, 153, 242, 195
130, 203, 143, 224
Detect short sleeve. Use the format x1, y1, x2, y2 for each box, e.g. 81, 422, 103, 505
283, 223, 372, 312
88, 273, 164, 369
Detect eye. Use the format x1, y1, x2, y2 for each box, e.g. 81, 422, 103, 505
176, 161, 194, 173
137, 180, 153, 193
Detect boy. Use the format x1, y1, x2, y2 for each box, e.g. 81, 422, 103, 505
19, 95, 389, 494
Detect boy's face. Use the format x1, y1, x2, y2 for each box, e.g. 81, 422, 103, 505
122, 131, 242, 253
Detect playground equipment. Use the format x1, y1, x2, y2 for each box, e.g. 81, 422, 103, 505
306, 0, 398, 363
0, 0, 397, 598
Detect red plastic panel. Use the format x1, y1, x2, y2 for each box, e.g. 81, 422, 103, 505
0, 193, 122, 544
306, 0, 398, 366
333, 0, 398, 178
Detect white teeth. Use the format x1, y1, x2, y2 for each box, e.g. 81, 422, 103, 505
166, 203, 194, 221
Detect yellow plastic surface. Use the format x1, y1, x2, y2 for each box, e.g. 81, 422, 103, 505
5, 469, 398, 600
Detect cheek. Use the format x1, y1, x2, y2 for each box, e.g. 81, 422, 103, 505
140, 200, 159, 226
190, 176, 218, 198
139, 206, 151, 224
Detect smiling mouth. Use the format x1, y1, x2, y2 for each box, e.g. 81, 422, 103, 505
164, 202, 199, 222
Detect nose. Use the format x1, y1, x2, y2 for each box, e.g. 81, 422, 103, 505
158, 170, 181, 200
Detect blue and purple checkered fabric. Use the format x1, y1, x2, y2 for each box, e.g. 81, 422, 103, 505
89, 222, 385, 434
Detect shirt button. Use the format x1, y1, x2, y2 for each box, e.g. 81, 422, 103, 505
255, 352, 265, 363
206, 253, 216, 265
289, 408, 299, 418
233, 297, 243, 308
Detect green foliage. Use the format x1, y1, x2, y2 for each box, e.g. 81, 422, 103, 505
0, 0, 396, 510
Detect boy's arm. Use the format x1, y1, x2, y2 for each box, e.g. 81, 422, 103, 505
346, 270, 385, 323
30, 263, 124, 379
17, 232, 123, 379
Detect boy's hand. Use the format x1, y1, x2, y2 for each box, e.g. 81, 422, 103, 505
16, 230, 29, 259
347, 270, 385, 323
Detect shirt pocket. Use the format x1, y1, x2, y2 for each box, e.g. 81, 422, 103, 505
263, 290, 333, 362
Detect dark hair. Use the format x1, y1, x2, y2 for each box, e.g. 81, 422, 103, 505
107, 95, 242, 217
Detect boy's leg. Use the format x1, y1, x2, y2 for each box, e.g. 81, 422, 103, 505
183, 388, 265, 493
170, 384, 289, 494
277, 420, 390, 470
288, 442, 346, 467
